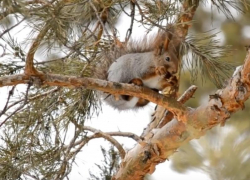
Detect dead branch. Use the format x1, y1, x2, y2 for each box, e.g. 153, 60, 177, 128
105, 132, 141, 142
178, 85, 198, 103
67, 129, 126, 160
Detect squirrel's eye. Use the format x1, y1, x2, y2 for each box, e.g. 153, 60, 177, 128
165, 57, 170, 62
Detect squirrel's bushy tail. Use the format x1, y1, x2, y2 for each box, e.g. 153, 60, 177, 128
93, 40, 126, 81
92, 40, 128, 110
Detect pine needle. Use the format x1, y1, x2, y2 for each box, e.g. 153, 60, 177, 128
181, 32, 236, 88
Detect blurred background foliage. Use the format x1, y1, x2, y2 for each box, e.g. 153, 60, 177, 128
0, 0, 250, 179
172, 2, 250, 180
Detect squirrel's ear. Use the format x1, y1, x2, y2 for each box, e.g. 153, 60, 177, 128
154, 30, 172, 55
154, 44, 164, 56
163, 37, 170, 51
163, 31, 172, 51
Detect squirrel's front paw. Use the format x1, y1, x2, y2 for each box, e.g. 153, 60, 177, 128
130, 78, 143, 86
155, 66, 167, 76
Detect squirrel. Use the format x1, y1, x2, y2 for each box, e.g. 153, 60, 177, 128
95, 29, 179, 110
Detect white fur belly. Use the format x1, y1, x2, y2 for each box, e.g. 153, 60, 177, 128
118, 97, 139, 110
142, 75, 162, 89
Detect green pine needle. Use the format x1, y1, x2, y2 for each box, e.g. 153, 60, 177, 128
181, 32, 236, 88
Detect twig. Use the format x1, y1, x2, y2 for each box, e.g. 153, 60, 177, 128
134, 1, 167, 31
82, 126, 126, 159
125, 1, 135, 42
84, 126, 141, 142
0, 82, 31, 127
89, 0, 110, 38
0, 86, 15, 117
62, 126, 142, 160
3, 87, 59, 113
106, 132, 141, 142
67, 127, 126, 159
0, 18, 26, 39
35, 56, 68, 65
92, 130, 126, 159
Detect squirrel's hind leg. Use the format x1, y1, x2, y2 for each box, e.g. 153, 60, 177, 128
136, 88, 159, 107
120, 78, 143, 101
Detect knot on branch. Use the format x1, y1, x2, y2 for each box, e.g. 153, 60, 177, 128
29, 76, 43, 87
142, 150, 151, 163
208, 95, 230, 127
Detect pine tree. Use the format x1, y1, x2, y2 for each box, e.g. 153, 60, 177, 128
0, 0, 250, 179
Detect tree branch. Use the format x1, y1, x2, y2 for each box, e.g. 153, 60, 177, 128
0, 73, 187, 121
83, 126, 142, 142
25, 24, 50, 75
63, 128, 141, 152
82, 126, 126, 159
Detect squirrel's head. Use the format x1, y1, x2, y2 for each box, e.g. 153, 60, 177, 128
154, 31, 179, 75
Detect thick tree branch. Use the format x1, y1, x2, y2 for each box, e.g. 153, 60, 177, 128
0, 73, 187, 121
112, 48, 250, 180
